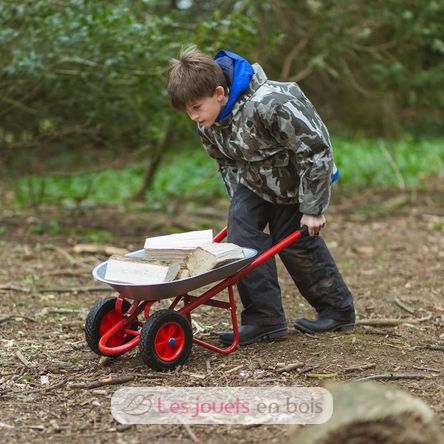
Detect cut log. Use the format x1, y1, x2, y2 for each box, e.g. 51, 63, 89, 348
289, 381, 444, 444
186, 242, 244, 276
144, 229, 214, 264
104, 255, 180, 285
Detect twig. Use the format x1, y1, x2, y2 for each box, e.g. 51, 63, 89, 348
224, 364, 244, 375
385, 343, 410, 351
280, 38, 309, 79
29, 380, 66, 393
42, 244, 92, 268
276, 362, 305, 373
37, 286, 108, 293
355, 373, 428, 382
0, 284, 31, 293
182, 423, 198, 443
299, 367, 314, 374
1, 285, 107, 294
0, 315, 37, 324
394, 296, 415, 315
59, 56, 100, 67
424, 344, 444, 352
42, 244, 79, 264
362, 326, 401, 337
49, 308, 79, 314
68, 376, 134, 390
128, 372, 173, 379
181, 371, 207, 380
343, 363, 376, 373
16, 350, 37, 368
357, 314, 432, 327
412, 365, 441, 373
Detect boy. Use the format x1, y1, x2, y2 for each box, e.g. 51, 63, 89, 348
167, 47, 355, 345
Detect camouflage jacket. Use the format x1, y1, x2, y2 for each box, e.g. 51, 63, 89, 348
197, 63, 335, 215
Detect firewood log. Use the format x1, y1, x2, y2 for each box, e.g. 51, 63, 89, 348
186, 243, 244, 276
144, 229, 213, 265
104, 255, 180, 285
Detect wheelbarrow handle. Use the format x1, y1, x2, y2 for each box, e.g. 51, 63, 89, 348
299, 225, 309, 237
213, 225, 309, 243
213, 226, 228, 242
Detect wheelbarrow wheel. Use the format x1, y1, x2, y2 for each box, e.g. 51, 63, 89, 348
85, 297, 138, 356
139, 309, 193, 371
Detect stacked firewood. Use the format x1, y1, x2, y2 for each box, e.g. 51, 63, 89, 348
104, 229, 244, 285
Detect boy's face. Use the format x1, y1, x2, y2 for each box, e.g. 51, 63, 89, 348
185, 86, 227, 127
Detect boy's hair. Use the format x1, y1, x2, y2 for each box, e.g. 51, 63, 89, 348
167, 46, 227, 110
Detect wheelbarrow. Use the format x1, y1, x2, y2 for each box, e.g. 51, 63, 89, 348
85, 225, 308, 371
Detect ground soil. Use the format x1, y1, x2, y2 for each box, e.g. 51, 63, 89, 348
1, 189, 443, 443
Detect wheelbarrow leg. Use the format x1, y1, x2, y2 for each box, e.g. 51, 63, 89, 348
192, 285, 240, 353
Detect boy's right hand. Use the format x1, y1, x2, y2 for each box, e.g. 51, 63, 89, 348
301, 214, 326, 237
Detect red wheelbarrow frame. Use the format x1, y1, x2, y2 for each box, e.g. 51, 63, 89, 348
97, 226, 308, 357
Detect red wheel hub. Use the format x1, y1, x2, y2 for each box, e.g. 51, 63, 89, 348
154, 322, 185, 361
100, 310, 128, 347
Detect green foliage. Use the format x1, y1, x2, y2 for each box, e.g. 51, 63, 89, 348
13, 137, 444, 207
246, 0, 444, 136
0, 0, 257, 159
80, 229, 114, 242
28, 219, 60, 235
14, 146, 227, 207
333, 136, 444, 189
2, 0, 444, 194
434, 218, 444, 231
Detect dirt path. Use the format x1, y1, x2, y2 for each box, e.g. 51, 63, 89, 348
1, 190, 443, 443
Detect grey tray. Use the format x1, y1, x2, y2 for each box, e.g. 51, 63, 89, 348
92, 247, 257, 301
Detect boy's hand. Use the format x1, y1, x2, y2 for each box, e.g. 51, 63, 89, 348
301, 214, 326, 237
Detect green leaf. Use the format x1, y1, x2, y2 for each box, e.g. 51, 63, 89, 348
20, 375, 33, 381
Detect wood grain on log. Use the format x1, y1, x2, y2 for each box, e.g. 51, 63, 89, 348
105, 255, 180, 284
144, 229, 213, 264
186, 243, 244, 276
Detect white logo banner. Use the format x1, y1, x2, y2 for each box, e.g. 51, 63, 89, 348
111, 386, 333, 424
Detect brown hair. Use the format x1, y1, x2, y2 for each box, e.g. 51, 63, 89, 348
167, 46, 227, 110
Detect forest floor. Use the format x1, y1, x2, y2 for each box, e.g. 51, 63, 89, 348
0, 188, 443, 443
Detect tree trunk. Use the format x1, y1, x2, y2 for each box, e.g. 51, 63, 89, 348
131, 128, 175, 201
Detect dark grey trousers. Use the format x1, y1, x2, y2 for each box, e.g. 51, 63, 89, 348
227, 184, 355, 326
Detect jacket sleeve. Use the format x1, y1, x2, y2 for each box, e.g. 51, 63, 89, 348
262, 101, 333, 215
197, 127, 239, 198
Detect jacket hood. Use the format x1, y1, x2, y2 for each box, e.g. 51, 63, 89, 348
214, 49, 255, 122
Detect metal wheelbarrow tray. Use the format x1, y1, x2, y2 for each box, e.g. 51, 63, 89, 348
84, 226, 308, 371
92, 247, 257, 301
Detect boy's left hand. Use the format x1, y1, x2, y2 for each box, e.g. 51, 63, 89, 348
301, 214, 326, 237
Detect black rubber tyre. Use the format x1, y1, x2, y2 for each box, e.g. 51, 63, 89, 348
85, 297, 137, 356
139, 309, 193, 371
